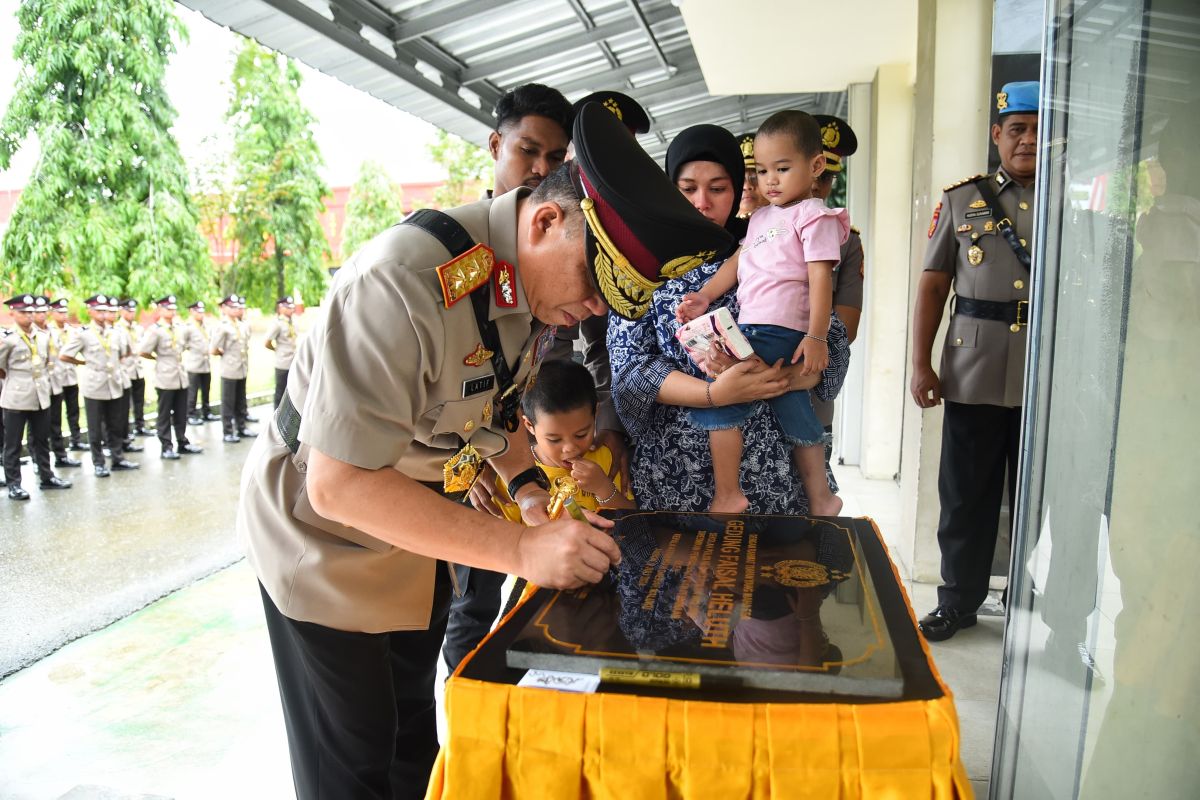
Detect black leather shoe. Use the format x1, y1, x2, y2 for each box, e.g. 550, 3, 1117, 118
111, 459, 140, 471
238, 428, 257, 438
180, 443, 203, 454
244, 414, 259, 424
918, 606, 977, 642
136, 427, 154, 438
40, 475, 72, 490
204, 412, 221, 422
94, 465, 111, 478
69, 440, 88, 452
161, 449, 180, 460
124, 442, 144, 453
9, 484, 30, 500
223, 434, 241, 444
56, 455, 83, 468
188, 416, 204, 427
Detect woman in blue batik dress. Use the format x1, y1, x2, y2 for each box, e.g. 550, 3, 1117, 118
608, 124, 850, 514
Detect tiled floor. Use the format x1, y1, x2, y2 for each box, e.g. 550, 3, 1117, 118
0, 465, 1002, 800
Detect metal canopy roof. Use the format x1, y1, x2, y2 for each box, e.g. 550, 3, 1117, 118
176, 0, 846, 161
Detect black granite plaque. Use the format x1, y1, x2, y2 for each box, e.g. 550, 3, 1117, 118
505, 511, 905, 698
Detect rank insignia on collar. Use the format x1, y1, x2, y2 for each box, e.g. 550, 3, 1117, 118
436, 243, 495, 308
463, 343, 494, 367
493, 260, 518, 308
443, 443, 482, 494
969, 199, 987, 209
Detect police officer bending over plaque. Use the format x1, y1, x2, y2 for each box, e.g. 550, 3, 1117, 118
238, 105, 733, 800
910, 81, 1039, 642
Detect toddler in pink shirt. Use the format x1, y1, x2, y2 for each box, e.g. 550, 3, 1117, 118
677, 110, 848, 515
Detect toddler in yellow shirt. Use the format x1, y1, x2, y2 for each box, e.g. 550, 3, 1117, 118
496, 359, 634, 521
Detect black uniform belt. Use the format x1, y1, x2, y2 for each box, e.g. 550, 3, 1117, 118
954, 296, 1028, 326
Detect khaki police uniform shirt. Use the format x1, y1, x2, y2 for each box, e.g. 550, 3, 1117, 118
182, 320, 211, 374
211, 318, 250, 380
137, 320, 188, 391
924, 167, 1034, 408
0, 326, 52, 410
265, 315, 298, 370
59, 325, 127, 401
49, 323, 79, 390
115, 318, 143, 382
814, 228, 866, 427
239, 188, 541, 633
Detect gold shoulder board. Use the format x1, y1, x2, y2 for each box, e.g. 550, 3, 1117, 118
943, 174, 987, 192
435, 243, 496, 308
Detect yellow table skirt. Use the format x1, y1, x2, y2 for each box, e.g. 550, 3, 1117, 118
426, 520, 972, 799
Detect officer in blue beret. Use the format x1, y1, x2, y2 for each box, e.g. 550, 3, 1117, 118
910, 80, 1040, 641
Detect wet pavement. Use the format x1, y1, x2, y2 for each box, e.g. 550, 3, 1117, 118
0, 410, 265, 678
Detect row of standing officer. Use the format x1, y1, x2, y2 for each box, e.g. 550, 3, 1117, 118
0, 291, 300, 495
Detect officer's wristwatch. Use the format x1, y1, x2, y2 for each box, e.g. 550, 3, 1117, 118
507, 466, 550, 501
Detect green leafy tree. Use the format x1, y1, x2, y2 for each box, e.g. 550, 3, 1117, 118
0, 0, 212, 301
427, 129, 491, 208
341, 160, 404, 261
226, 39, 329, 309
190, 132, 236, 297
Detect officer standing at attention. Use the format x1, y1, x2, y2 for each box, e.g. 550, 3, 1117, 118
116, 298, 151, 440
183, 300, 217, 425
211, 294, 253, 443
60, 295, 140, 476
810, 116, 866, 456
264, 296, 298, 409
0, 294, 73, 499
34, 296, 82, 470
48, 298, 85, 454
910, 81, 1040, 641
138, 295, 202, 459
239, 105, 732, 800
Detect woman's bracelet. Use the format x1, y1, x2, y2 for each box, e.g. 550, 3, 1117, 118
805, 334, 828, 344
705, 382, 716, 407
597, 483, 620, 505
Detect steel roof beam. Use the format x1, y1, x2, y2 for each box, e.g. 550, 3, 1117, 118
393, 0, 518, 43
551, 48, 699, 95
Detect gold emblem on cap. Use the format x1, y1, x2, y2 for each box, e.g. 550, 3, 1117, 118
996, 91, 1009, 111
436, 244, 495, 308
463, 343, 494, 368
602, 97, 623, 120
969, 199, 987, 209
581, 196, 658, 319
968, 244, 984, 266
821, 122, 840, 149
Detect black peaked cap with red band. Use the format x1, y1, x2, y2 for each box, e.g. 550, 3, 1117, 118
571, 102, 734, 320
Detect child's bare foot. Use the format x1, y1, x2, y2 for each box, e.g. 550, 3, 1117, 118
710, 491, 750, 515
807, 494, 843, 517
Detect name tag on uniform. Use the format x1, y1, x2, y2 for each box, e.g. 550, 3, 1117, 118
965, 209, 993, 220
462, 375, 495, 398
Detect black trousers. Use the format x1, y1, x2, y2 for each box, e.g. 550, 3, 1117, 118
60, 384, 81, 443
84, 396, 125, 466
221, 378, 248, 434
156, 388, 190, 450
3, 407, 51, 486
442, 566, 508, 672
936, 401, 1022, 612
49, 391, 68, 458
188, 371, 213, 417
129, 377, 146, 429
117, 388, 133, 442
259, 566, 453, 800
273, 368, 290, 409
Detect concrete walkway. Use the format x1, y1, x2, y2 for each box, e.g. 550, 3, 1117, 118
0, 464, 1002, 800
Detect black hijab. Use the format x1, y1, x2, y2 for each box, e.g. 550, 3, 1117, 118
665, 124, 747, 239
